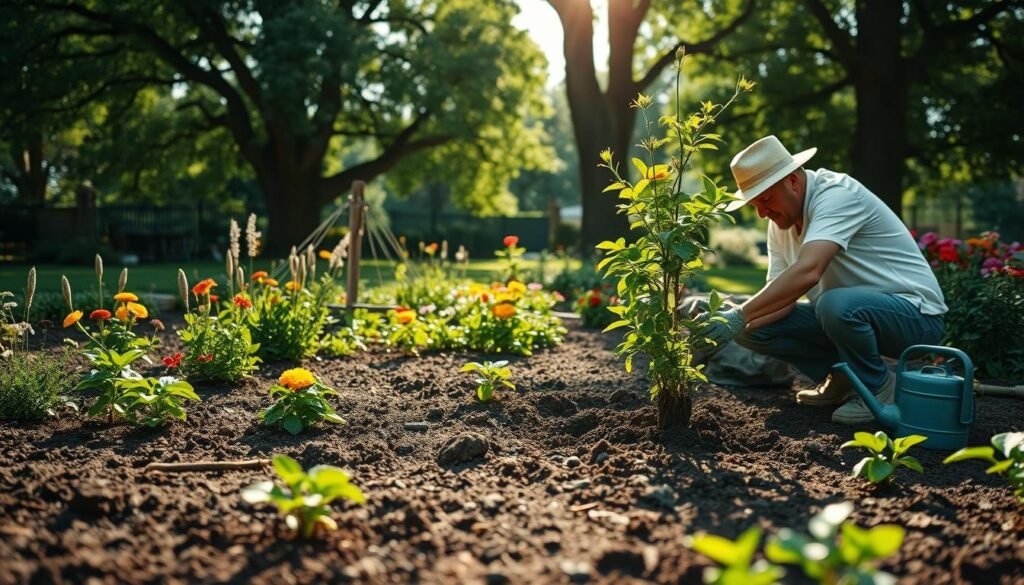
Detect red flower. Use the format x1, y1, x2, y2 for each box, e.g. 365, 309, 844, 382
162, 352, 183, 369
233, 294, 253, 309
209, 294, 219, 303
938, 246, 959, 263
196, 353, 214, 363
89, 309, 112, 321
503, 235, 519, 248
588, 294, 602, 308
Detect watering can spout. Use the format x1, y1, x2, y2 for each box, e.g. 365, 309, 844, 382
833, 363, 900, 429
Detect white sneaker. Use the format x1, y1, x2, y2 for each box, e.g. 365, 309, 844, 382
831, 373, 896, 425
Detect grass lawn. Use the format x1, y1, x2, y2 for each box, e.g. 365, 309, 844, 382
0, 259, 765, 298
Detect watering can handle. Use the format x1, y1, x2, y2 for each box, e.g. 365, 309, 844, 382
898, 345, 975, 425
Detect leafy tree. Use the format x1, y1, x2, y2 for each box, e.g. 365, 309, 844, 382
1, 0, 551, 254
547, 0, 756, 252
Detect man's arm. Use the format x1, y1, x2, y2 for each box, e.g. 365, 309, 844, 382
746, 302, 796, 330
740, 240, 841, 323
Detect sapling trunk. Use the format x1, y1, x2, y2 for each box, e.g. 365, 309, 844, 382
657, 385, 693, 429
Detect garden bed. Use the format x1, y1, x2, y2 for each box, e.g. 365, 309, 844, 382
1, 322, 1021, 584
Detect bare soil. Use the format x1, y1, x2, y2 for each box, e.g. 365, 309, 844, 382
1, 322, 1022, 584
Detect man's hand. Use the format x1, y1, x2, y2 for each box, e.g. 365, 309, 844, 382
696, 307, 746, 347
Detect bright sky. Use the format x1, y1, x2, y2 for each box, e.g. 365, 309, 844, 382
513, 0, 609, 86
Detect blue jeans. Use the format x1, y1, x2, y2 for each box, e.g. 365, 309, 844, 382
735, 288, 944, 392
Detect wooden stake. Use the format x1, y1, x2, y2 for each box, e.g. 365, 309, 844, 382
144, 459, 271, 473
346, 181, 365, 311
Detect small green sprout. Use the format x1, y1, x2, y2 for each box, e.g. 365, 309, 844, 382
241, 454, 365, 539
460, 360, 515, 402
765, 502, 904, 585
841, 431, 926, 484
686, 525, 784, 585
944, 431, 1024, 502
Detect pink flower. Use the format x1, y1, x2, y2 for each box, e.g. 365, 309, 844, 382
418, 304, 437, 315
527, 282, 543, 291
983, 257, 1004, 270
918, 232, 939, 248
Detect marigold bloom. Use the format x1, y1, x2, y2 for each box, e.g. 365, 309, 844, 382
113, 292, 139, 302
279, 367, 317, 391
263, 278, 279, 287
63, 310, 83, 328
192, 278, 217, 296
89, 309, 112, 321
492, 302, 517, 319
318, 249, 332, 260
233, 294, 253, 309
396, 309, 417, 325
115, 306, 129, 321
507, 280, 527, 294
503, 235, 519, 248
127, 302, 148, 319
251, 271, 269, 281
285, 280, 301, 292
424, 242, 439, 255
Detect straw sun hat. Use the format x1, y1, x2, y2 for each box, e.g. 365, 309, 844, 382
726, 135, 816, 211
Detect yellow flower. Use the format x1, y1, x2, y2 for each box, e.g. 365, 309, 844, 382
492, 302, 517, 319
285, 280, 301, 292
115, 305, 130, 321
599, 148, 613, 163
396, 309, 417, 325
113, 292, 138, 302
127, 302, 148, 319
507, 280, 526, 294
495, 290, 518, 303
278, 368, 317, 391
63, 310, 83, 328
318, 249, 332, 260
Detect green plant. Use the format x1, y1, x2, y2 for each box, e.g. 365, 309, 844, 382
596, 51, 752, 428
944, 431, 1024, 502
0, 349, 76, 421
496, 235, 526, 282
246, 255, 336, 362
840, 431, 926, 485
686, 525, 784, 585
116, 375, 200, 427
241, 454, 365, 539
75, 347, 148, 421
765, 502, 904, 585
261, 368, 345, 434
575, 285, 619, 329
460, 360, 515, 402
175, 270, 261, 383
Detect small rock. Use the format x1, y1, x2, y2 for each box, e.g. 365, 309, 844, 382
590, 439, 616, 463
481, 493, 506, 512
608, 389, 631, 403
564, 456, 582, 469
404, 421, 429, 432
486, 571, 509, 585
594, 452, 609, 465
560, 560, 592, 582
640, 485, 675, 510
628, 474, 650, 487
437, 432, 490, 466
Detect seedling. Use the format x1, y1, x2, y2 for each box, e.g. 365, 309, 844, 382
261, 368, 345, 434
117, 375, 200, 427
944, 431, 1024, 502
841, 431, 926, 485
686, 525, 784, 585
241, 454, 364, 539
765, 502, 904, 585
461, 360, 515, 402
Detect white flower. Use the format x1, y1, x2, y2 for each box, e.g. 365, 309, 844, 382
246, 213, 262, 258
229, 219, 241, 262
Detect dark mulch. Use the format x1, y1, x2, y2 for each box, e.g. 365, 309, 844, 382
1, 322, 1022, 584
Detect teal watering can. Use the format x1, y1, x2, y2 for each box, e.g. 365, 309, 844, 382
833, 345, 974, 451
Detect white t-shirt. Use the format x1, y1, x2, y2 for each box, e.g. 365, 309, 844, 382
766, 168, 947, 315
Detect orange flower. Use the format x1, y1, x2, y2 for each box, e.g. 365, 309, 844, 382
318, 249, 332, 260
233, 294, 253, 309
192, 278, 217, 296
279, 367, 316, 391
89, 309, 111, 321
285, 280, 301, 292
251, 271, 269, 281
503, 235, 519, 248
492, 302, 517, 319
127, 302, 148, 319
263, 278, 279, 287
115, 305, 129, 321
424, 242, 439, 255
113, 292, 138, 302
396, 309, 417, 325
63, 310, 83, 328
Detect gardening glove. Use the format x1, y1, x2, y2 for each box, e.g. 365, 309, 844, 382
695, 307, 746, 348
678, 296, 710, 318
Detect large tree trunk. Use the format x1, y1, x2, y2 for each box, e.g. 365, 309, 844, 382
10, 134, 48, 205
257, 163, 326, 258
851, 0, 908, 218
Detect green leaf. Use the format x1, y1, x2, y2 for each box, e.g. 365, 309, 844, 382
893, 435, 927, 454
272, 455, 306, 485
944, 446, 998, 465
602, 320, 630, 333
898, 456, 924, 473
671, 241, 699, 263
866, 459, 895, 483
281, 415, 305, 435
865, 525, 905, 557
690, 533, 742, 565
986, 459, 1014, 474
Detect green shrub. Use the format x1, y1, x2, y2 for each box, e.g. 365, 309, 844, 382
0, 350, 75, 421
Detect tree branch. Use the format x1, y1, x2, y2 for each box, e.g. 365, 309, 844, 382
183, 1, 264, 111
636, 0, 757, 91
801, 0, 857, 68
724, 76, 852, 123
